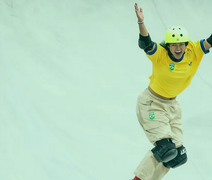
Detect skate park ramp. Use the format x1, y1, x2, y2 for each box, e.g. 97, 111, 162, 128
0, 0, 212, 180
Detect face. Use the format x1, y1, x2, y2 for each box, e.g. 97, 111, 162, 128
168, 42, 186, 59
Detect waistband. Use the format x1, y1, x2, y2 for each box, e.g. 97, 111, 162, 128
148, 86, 176, 100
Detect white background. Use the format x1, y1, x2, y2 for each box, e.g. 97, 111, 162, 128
0, 0, 212, 180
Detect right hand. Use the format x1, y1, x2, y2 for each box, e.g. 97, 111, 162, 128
134, 3, 144, 22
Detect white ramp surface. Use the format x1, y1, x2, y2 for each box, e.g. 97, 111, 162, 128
0, 0, 212, 180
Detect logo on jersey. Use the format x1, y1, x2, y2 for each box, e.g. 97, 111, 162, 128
169, 63, 175, 71
149, 112, 155, 120
189, 61, 192, 66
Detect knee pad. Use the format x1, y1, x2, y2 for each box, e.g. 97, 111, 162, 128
163, 145, 187, 168
151, 138, 178, 163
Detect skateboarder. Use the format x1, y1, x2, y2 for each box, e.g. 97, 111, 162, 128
132, 3, 212, 180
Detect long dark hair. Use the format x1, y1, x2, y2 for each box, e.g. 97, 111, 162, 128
159, 40, 169, 50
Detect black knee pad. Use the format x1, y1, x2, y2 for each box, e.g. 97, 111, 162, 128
163, 145, 187, 168
151, 138, 178, 163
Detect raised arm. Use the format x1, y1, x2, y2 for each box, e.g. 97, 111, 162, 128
134, 3, 155, 53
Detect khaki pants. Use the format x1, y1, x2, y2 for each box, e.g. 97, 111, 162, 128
134, 89, 183, 180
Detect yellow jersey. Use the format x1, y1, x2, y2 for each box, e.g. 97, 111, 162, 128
146, 40, 209, 98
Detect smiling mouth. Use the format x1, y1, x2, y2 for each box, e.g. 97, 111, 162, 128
175, 51, 182, 55
173, 51, 183, 59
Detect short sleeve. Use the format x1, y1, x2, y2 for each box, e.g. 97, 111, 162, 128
145, 42, 167, 63
187, 40, 209, 60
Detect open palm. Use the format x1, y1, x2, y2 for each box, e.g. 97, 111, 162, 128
134, 3, 144, 22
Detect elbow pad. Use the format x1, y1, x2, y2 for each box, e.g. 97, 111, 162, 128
138, 33, 154, 52
207, 34, 212, 46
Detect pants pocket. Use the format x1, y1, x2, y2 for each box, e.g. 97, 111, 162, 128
143, 120, 160, 131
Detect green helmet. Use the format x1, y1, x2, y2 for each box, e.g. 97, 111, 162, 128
165, 26, 189, 44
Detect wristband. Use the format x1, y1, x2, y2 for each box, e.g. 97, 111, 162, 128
138, 21, 144, 24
